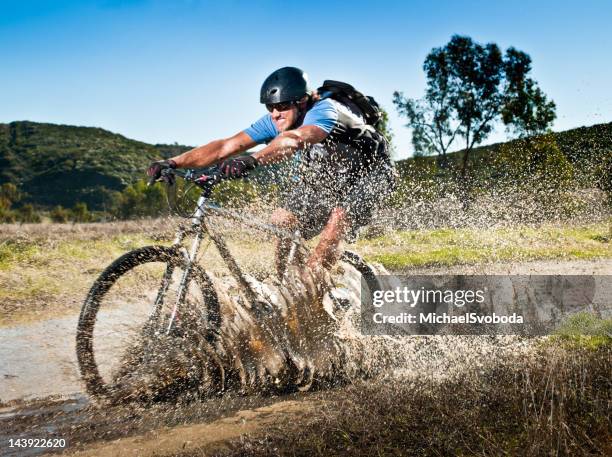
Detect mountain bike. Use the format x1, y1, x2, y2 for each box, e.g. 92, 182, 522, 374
75, 167, 379, 401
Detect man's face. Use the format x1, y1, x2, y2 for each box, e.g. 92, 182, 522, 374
267, 96, 307, 132
269, 103, 299, 132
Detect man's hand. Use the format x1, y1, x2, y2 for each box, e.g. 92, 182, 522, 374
147, 159, 177, 184
219, 155, 259, 179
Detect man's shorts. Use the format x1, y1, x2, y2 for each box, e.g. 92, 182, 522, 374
280, 160, 397, 240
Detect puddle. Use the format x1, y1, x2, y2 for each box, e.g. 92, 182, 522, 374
0, 315, 82, 403
0, 304, 150, 403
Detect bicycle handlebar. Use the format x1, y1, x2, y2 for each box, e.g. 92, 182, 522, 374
160, 167, 233, 197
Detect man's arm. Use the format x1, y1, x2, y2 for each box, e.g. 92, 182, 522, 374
252, 125, 328, 165
171, 131, 257, 168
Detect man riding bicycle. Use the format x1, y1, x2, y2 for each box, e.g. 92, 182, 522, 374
147, 66, 396, 274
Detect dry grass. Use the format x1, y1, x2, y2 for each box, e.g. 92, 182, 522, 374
199, 344, 611, 457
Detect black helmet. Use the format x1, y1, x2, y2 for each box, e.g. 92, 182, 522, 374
260, 67, 311, 104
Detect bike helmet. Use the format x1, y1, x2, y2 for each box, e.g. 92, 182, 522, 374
260, 67, 311, 104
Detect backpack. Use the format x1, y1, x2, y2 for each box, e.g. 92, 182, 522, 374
316, 80, 383, 129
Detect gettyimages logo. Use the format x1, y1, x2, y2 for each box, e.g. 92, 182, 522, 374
372, 287, 486, 308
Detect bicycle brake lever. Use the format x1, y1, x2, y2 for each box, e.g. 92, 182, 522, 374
157, 168, 176, 186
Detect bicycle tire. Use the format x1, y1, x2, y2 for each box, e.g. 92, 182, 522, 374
76, 245, 220, 400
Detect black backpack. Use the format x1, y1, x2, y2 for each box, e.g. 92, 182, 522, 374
316, 80, 383, 128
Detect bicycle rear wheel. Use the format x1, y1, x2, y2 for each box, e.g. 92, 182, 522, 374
76, 245, 219, 401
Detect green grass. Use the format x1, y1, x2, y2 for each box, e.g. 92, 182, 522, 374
0, 235, 156, 270
549, 312, 612, 350
0, 239, 42, 270
357, 221, 612, 269
0, 233, 165, 325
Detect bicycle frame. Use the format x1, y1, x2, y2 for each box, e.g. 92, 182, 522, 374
163, 186, 303, 334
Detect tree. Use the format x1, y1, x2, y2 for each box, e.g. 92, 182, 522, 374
17, 204, 41, 223
110, 180, 167, 219
0, 183, 21, 210
501, 48, 556, 137
50, 205, 70, 223
70, 202, 91, 223
494, 134, 574, 190
393, 35, 556, 176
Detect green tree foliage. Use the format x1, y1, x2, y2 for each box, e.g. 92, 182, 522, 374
388, 158, 442, 207
0, 183, 21, 210
0, 208, 16, 223
50, 205, 70, 223
153, 142, 193, 159
393, 35, 556, 175
492, 134, 580, 218
211, 179, 259, 208
495, 134, 574, 190
70, 202, 91, 223
111, 180, 168, 219
0, 183, 22, 222
0, 121, 189, 210
502, 48, 557, 137
16, 204, 41, 223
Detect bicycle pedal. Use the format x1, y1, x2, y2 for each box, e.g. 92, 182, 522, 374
335, 297, 351, 311
327, 291, 352, 312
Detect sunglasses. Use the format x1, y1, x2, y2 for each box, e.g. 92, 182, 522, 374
265, 101, 296, 113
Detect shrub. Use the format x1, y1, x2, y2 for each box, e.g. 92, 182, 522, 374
70, 202, 91, 222
0, 183, 21, 210
110, 180, 167, 219
16, 204, 41, 223
49, 205, 70, 223
494, 133, 575, 192
211, 179, 259, 208
0, 208, 17, 223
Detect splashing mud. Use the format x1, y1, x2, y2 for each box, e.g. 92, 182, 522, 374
102, 258, 532, 405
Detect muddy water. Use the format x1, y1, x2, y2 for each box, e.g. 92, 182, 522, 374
0, 397, 88, 457
0, 304, 150, 404
0, 388, 319, 457
0, 315, 82, 403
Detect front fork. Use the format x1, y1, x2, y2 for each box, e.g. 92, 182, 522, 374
163, 195, 207, 334
165, 229, 202, 334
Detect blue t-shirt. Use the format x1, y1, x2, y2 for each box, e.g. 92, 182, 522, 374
243, 99, 339, 144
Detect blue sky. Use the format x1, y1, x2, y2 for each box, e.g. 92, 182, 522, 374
1, 0, 610, 159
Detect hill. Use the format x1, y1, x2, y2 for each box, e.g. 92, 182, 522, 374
395, 121, 612, 186
0, 121, 193, 209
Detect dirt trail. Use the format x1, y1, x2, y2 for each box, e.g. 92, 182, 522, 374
65, 399, 319, 457
401, 258, 612, 275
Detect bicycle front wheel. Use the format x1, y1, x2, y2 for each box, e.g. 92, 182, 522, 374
76, 245, 219, 401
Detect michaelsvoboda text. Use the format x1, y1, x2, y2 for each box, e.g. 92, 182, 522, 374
372, 312, 524, 324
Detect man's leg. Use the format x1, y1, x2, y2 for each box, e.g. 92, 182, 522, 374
307, 207, 349, 271
270, 207, 300, 279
